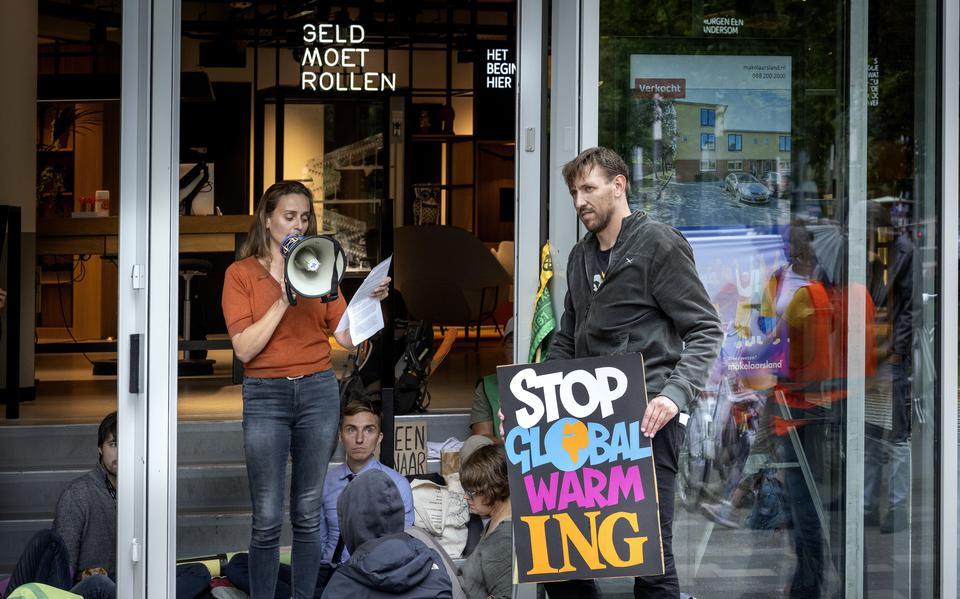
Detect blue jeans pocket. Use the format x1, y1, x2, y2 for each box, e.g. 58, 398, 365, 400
243, 376, 266, 387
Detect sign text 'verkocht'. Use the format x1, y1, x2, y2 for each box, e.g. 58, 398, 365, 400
498, 354, 665, 583
633, 78, 686, 99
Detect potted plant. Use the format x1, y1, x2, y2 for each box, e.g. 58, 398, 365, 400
35, 103, 103, 219
36, 165, 67, 218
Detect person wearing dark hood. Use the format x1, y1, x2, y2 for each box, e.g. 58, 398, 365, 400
320, 469, 453, 599
1, 412, 210, 599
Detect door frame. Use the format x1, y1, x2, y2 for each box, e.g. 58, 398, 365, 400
117, 1, 181, 598
939, 0, 958, 593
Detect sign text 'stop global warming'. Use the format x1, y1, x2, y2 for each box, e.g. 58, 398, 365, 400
498, 355, 664, 583
301, 24, 396, 93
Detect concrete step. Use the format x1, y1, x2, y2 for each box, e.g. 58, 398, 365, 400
0, 425, 99, 471
175, 512, 288, 559
0, 467, 277, 518
0, 410, 472, 576
177, 465, 285, 513
0, 421, 245, 471
0, 413, 470, 512
0, 519, 54, 579
0, 412, 471, 470
0, 470, 87, 518
0, 514, 288, 574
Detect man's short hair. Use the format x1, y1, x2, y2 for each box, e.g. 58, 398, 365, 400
460, 444, 510, 504
98, 411, 117, 447
561, 146, 631, 195
341, 398, 381, 426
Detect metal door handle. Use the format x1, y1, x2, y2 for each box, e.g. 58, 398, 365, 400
129, 334, 142, 394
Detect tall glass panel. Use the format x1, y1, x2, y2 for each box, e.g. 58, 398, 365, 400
596, 0, 941, 596
1, 0, 125, 593
862, 0, 939, 594
258, 98, 387, 272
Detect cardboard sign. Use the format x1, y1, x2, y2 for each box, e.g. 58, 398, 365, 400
394, 420, 427, 476
498, 354, 664, 583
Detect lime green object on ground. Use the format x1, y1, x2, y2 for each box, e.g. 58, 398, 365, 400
7, 583, 82, 599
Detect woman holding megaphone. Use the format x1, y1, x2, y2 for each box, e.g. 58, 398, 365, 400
222, 180, 389, 599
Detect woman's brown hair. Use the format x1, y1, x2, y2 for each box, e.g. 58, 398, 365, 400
239, 180, 318, 261
460, 444, 510, 504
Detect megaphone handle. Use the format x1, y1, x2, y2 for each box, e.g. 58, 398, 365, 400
285, 279, 298, 306
320, 249, 340, 303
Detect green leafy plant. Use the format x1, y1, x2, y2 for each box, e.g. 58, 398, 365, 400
36, 165, 66, 218
38, 104, 103, 151
35, 103, 103, 218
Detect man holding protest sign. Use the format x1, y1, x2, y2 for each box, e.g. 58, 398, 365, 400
540, 147, 721, 598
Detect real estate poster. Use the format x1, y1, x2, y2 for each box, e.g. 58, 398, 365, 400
498, 354, 664, 583
628, 54, 792, 228
685, 231, 787, 381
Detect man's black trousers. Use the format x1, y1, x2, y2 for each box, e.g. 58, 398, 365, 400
545, 415, 684, 599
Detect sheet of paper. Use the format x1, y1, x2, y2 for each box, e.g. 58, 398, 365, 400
336, 255, 392, 345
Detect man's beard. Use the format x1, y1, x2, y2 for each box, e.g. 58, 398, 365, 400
582, 208, 612, 233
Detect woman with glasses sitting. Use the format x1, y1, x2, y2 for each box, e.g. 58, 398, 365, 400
458, 444, 512, 599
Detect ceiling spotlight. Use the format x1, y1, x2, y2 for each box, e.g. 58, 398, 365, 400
288, 9, 314, 19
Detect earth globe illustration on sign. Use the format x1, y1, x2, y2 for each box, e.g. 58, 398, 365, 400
544, 417, 590, 471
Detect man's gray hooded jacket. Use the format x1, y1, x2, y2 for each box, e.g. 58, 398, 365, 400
547, 211, 722, 412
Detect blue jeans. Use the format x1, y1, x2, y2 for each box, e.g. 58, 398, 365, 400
633, 416, 684, 599
864, 360, 912, 515
3, 530, 73, 597
68, 565, 207, 599
3, 530, 114, 599
70, 575, 115, 599
779, 425, 824, 599
242, 370, 340, 599
225, 552, 328, 599
3, 530, 208, 599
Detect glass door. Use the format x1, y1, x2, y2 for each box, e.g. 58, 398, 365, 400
573, 0, 946, 596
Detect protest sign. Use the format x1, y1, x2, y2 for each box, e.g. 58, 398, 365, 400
394, 420, 427, 475
498, 354, 664, 583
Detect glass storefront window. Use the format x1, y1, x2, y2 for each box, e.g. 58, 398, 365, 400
597, 0, 941, 596
258, 96, 387, 272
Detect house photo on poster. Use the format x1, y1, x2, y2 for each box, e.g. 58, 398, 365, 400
628, 54, 792, 228
498, 354, 665, 583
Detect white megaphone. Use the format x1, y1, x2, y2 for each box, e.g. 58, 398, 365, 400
280, 233, 346, 305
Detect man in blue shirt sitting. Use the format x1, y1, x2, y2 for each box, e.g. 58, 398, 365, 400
226, 399, 415, 598
321, 399, 415, 563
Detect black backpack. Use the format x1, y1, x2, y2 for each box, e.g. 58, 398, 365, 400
339, 319, 434, 415
393, 319, 434, 414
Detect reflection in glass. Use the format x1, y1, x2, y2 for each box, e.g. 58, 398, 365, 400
260, 99, 387, 272
598, 0, 939, 596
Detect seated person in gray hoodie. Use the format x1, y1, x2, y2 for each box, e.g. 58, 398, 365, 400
1, 412, 209, 599
320, 469, 453, 599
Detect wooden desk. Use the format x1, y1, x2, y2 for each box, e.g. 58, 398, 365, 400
37, 215, 253, 255
37, 216, 252, 383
